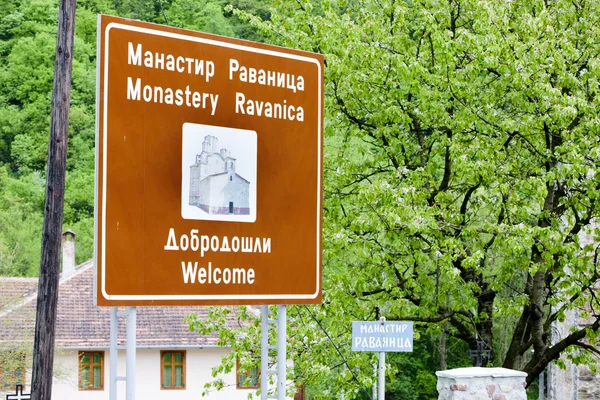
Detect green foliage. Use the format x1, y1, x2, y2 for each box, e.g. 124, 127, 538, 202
190, 0, 600, 397
0, 0, 270, 271
0, 167, 43, 276
225, 0, 271, 41
167, 0, 235, 37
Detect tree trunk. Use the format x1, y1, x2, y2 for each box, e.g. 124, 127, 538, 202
30, 0, 76, 399
440, 321, 448, 370
476, 283, 495, 365
440, 292, 450, 370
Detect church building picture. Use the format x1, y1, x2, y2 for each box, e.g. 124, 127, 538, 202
188, 135, 250, 215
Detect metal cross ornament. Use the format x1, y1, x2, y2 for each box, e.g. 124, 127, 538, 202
469, 340, 491, 367
6, 385, 31, 400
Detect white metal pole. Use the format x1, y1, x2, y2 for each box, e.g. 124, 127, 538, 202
126, 306, 136, 400
378, 316, 385, 400
261, 305, 269, 400
378, 351, 385, 400
277, 305, 286, 400
110, 307, 118, 400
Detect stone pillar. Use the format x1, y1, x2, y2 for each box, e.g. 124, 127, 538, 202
436, 367, 527, 400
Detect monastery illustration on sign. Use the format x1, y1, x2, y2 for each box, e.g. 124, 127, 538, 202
189, 135, 250, 215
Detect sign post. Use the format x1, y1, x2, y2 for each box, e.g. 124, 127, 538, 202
95, 15, 324, 400
277, 305, 287, 400
379, 348, 385, 400
352, 319, 414, 400
260, 306, 269, 399
378, 318, 386, 400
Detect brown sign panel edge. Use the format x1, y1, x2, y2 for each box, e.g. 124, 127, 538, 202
93, 15, 323, 306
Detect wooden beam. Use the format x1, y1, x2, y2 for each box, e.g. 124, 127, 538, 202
30, 0, 76, 398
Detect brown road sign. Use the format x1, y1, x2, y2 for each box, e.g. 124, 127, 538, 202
94, 15, 323, 306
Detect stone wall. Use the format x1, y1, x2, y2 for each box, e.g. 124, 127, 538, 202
436, 367, 527, 400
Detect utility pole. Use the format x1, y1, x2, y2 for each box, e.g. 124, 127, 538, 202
30, 0, 76, 398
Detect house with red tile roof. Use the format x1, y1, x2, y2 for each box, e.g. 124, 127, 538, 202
0, 235, 265, 399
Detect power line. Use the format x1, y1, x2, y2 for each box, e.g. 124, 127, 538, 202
302, 305, 373, 400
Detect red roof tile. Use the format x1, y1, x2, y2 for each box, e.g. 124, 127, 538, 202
0, 278, 37, 310
0, 262, 240, 348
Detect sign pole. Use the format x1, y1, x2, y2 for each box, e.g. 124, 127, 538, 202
378, 351, 385, 400
277, 305, 287, 400
110, 307, 118, 400
378, 317, 385, 400
352, 319, 414, 400
126, 306, 136, 400
261, 305, 269, 400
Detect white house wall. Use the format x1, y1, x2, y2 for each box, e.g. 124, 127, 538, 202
52, 348, 259, 400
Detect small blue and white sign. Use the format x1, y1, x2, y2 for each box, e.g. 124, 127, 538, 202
352, 321, 413, 352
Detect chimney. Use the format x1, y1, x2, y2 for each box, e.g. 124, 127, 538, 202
62, 229, 76, 276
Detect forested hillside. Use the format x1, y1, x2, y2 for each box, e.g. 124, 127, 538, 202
0, 0, 268, 276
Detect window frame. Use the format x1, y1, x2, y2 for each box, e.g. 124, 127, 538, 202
236, 359, 260, 389
160, 350, 186, 390
0, 351, 26, 391
78, 351, 104, 391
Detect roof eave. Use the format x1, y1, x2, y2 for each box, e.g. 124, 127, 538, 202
59, 344, 229, 350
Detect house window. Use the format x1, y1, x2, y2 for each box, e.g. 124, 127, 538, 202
78, 351, 104, 390
236, 359, 260, 389
229, 202, 234, 213
161, 351, 185, 390
0, 351, 26, 390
